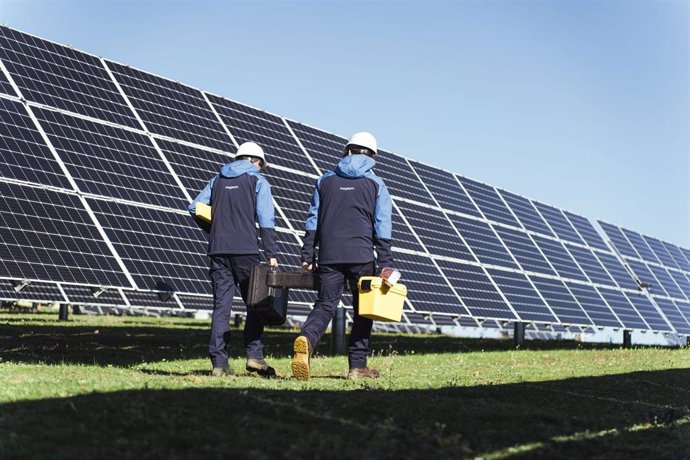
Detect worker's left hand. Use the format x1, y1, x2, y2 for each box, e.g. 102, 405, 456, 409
269, 258, 279, 268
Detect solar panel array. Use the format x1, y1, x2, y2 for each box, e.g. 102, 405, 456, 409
0, 25, 687, 339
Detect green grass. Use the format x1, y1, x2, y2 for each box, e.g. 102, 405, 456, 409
1, 311, 690, 459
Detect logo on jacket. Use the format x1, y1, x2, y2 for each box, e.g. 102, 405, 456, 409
339, 187, 355, 191
224, 186, 239, 190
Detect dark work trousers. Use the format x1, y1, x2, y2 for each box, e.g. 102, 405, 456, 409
209, 254, 264, 368
301, 261, 375, 369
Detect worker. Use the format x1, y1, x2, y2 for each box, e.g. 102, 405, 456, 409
189, 141, 279, 378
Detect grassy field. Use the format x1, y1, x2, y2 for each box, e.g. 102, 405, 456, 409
1, 310, 690, 459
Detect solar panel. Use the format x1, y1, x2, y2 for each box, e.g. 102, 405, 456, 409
434, 259, 515, 320
596, 287, 648, 330
61, 284, 127, 306
0, 280, 65, 303
408, 160, 482, 217
87, 199, 209, 293
491, 226, 557, 276
563, 211, 609, 251
106, 60, 234, 152
620, 228, 660, 264
0, 26, 140, 129
155, 138, 232, 196
594, 251, 639, 290
673, 300, 690, 331
668, 270, 690, 300
0, 182, 129, 287
446, 214, 517, 268
647, 265, 686, 300
485, 268, 556, 323
374, 149, 435, 205
626, 259, 663, 294
663, 242, 690, 272
623, 291, 672, 332
124, 291, 180, 309
532, 202, 585, 245
598, 221, 639, 259
652, 297, 690, 334
531, 235, 588, 282
0, 61, 17, 96
497, 189, 554, 236
263, 167, 315, 230
34, 107, 189, 209
527, 275, 592, 326
395, 200, 475, 261
565, 282, 621, 328
176, 294, 213, 311
0, 97, 71, 189
457, 177, 521, 228
680, 248, 690, 270
284, 120, 347, 174
391, 205, 425, 253
393, 252, 465, 314
643, 236, 679, 269
206, 95, 318, 174
565, 245, 616, 287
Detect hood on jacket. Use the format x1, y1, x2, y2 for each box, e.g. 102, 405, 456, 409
220, 159, 259, 178
335, 154, 376, 179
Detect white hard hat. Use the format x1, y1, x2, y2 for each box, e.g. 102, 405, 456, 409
344, 131, 377, 156
236, 141, 267, 168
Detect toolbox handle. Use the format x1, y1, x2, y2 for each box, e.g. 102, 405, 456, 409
360, 279, 372, 291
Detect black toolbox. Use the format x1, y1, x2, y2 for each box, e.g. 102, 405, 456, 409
247, 264, 289, 326
266, 269, 319, 290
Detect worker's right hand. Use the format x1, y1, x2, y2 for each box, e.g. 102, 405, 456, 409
302, 262, 315, 272
269, 258, 279, 268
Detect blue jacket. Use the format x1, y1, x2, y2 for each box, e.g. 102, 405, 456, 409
188, 159, 278, 258
301, 154, 393, 268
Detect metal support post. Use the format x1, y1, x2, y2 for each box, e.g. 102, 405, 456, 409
58, 304, 69, 321
623, 329, 632, 348
331, 306, 346, 355
513, 322, 525, 348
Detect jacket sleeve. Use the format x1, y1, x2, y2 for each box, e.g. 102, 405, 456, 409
373, 180, 394, 269
300, 179, 321, 264
188, 175, 217, 233
256, 177, 278, 259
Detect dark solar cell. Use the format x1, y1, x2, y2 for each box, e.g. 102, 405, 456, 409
35, 108, 189, 209
0, 183, 129, 287
594, 252, 639, 290
680, 248, 690, 271
643, 236, 679, 269
485, 268, 556, 323
563, 211, 609, 250
88, 199, 209, 294
447, 214, 517, 268
396, 201, 475, 261
434, 259, 515, 320
627, 292, 670, 332
263, 167, 315, 230
156, 139, 233, 197
532, 202, 585, 245
0, 26, 140, 128
652, 297, 690, 334
596, 287, 648, 330
285, 120, 346, 175
0, 61, 16, 96
527, 275, 591, 326
457, 176, 520, 228
598, 221, 639, 259
492, 226, 556, 275
124, 291, 181, 309
0, 98, 71, 188
668, 270, 690, 300
531, 235, 588, 282
61, 284, 127, 306
207, 96, 317, 174
408, 160, 481, 217
647, 265, 686, 300
626, 259, 665, 296
0, 280, 65, 303
673, 301, 690, 333
177, 294, 214, 311
107, 61, 234, 152
662, 242, 690, 272
404, 312, 433, 326
565, 282, 621, 328
393, 252, 465, 314
374, 149, 435, 205
565, 245, 616, 287
498, 189, 553, 236
391, 204, 425, 253
621, 228, 660, 264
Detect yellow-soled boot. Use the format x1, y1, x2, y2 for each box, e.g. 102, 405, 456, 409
291, 336, 311, 381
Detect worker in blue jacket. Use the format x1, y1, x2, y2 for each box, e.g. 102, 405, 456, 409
189, 141, 279, 378
292, 132, 396, 380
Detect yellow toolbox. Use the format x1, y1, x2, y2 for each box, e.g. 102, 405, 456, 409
195, 202, 212, 223
357, 276, 407, 322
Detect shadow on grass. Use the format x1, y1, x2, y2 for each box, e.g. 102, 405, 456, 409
1, 369, 689, 459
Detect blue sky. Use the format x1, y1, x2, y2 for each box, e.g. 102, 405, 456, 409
1, 0, 688, 246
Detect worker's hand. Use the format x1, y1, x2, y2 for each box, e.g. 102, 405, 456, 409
379, 267, 401, 286
269, 258, 279, 268
302, 262, 315, 272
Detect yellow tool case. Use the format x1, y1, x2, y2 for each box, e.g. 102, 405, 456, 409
357, 276, 407, 322
195, 202, 212, 223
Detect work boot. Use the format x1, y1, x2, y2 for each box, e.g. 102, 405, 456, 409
291, 335, 312, 381
246, 358, 277, 378
347, 367, 380, 379
211, 366, 235, 377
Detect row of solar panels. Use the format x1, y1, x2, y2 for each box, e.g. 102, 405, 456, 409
1, 25, 690, 335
